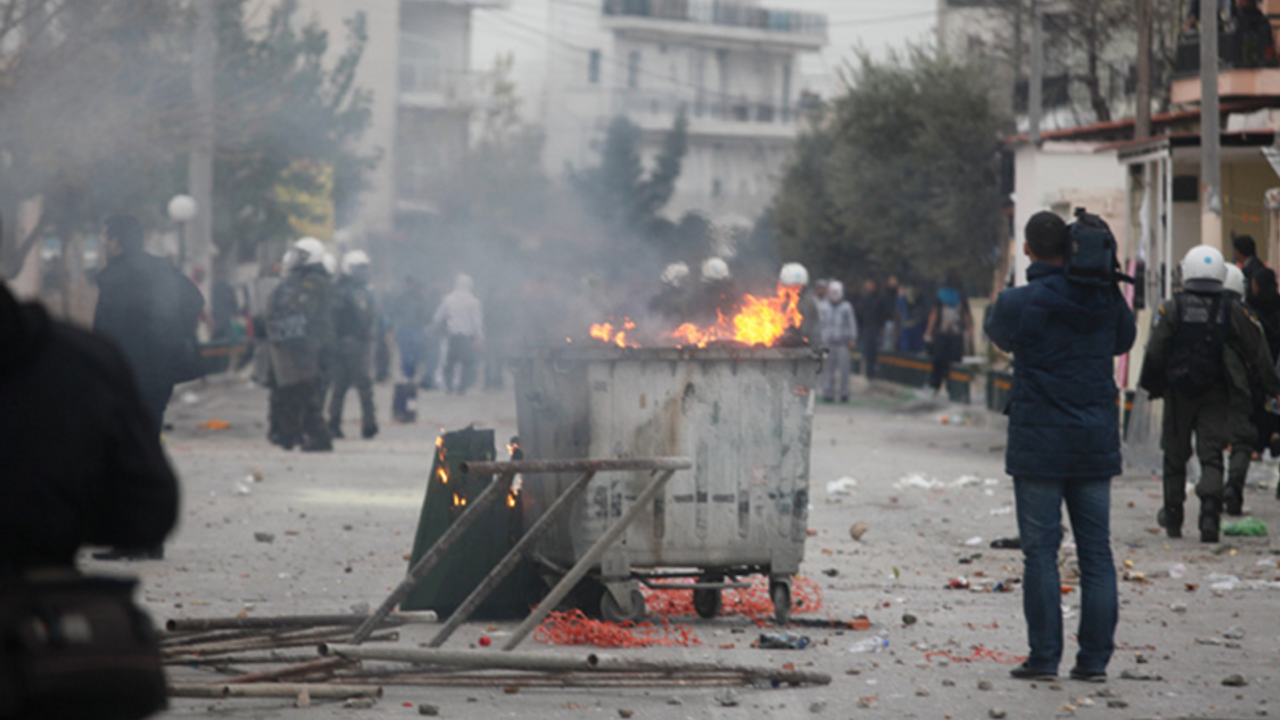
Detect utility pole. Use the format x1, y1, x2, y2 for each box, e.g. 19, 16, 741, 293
189, 0, 216, 279
1201, 0, 1223, 251
1029, 0, 1044, 145
1135, 0, 1153, 139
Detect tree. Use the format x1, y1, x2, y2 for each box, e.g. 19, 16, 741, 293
212, 0, 377, 265
570, 110, 689, 242
0, 0, 189, 280
771, 48, 1004, 290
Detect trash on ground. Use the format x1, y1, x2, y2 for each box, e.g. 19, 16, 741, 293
1222, 517, 1268, 537
200, 419, 231, 430
534, 609, 699, 648
756, 632, 811, 650
847, 636, 889, 654
826, 477, 858, 496
849, 522, 869, 541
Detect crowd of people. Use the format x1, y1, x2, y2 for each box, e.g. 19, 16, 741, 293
810, 273, 973, 403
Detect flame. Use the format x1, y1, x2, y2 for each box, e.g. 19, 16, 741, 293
589, 318, 640, 348
507, 475, 524, 509
670, 285, 802, 348
452, 493, 467, 508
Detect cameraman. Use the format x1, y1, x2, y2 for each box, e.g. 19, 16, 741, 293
985, 211, 1136, 683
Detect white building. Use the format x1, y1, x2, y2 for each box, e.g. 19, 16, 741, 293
292, 0, 508, 238
540, 0, 827, 227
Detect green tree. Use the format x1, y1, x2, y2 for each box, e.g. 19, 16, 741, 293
772, 48, 1003, 289
570, 110, 689, 241
213, 0, 377, 264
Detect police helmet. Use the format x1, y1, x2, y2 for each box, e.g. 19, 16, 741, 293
661, 262, 690, 287
293, 237, 327, 267
1181, 245, 1227, 288
779, 262, 809, 287
341, 250, 371, 276
1224, 264, 1246, 298
701, 257, 730, 283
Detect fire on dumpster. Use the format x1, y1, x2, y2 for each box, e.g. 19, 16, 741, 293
585, 284, 803, 349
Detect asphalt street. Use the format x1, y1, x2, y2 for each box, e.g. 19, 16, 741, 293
104, 372, 1280, 720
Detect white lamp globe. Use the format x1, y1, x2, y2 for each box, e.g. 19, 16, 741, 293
168, 194, 198, 222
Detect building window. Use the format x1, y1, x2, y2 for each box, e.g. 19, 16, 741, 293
589, 50, 601, 84
400, 34, 441, 93
628, 50, 641, 90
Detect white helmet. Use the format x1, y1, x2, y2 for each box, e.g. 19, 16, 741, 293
661, 262, 690, 287
701, 257, 730, 282
779, 262, 809, 287
281, 248, 300, 272
322, 252, 337, 275
1181, 245, 1226, 287
341, 250, 370, 276
1224, 264, 1246, 297
293, 237, 327, 267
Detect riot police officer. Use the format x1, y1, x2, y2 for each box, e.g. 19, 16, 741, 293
328, 250, 379, 440
266, 237, 334, 452
1221, 264, 1271, 515
1140, 246, 1280, 541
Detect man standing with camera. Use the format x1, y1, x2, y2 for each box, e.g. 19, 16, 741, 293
985, 210, 1136, 683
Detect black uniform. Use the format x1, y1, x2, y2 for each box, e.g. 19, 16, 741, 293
1, 283, 178, 573
327, 274, 378, 439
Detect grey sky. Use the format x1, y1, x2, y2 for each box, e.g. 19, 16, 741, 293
471, 0, 939, 117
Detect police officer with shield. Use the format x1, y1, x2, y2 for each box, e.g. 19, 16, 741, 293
1140, 246, 1280, 542
266, 237, 334, 452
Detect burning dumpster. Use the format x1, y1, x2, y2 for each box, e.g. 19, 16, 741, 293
513, 345, 820, 623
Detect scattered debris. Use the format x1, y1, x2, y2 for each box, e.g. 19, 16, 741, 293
1224, 626, 1246, 640
713, 689, 740, 707
618, 710, 635, 719
418, 704, 440, 716
343, 697, 377, 709
757, 632, 811, 650
989, 538, 1020, 550
902, 613, 918, 626
989, 709, 1007, 719
1118, 669, 1162, 681
1107, 700, 1129, 709
808, 701, 826, 713
254, 532, 275, 544
1222, 518, 1268, 537
1222, 674, 1248, 687
199, 419, 231, 431
849, 522, 869, 541
977, 679, 994, 691
826, 477, 858, 496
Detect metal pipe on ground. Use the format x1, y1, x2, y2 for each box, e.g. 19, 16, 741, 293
167, 629, 398, 657
166, 612, 437, 632
320, 644, 593, 672
348, 472, 516, 645
341, 673, 751, 688
168, 683, 382, 699
223, 656, 356, 684
162, 652, 324, 666
502, 468, 682, 651
459, 457, 692, 475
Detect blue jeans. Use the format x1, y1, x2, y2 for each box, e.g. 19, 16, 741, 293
1014, 477, 1117, 674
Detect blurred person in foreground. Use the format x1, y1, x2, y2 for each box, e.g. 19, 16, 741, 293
985, 211, 1136, 683
327, 251, 379, 440
433, 273, 484, 395
2, 280, 178, 573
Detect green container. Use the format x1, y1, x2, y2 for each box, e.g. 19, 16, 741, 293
400, 427, 541, 619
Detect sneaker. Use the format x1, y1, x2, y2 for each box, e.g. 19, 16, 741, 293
1068, 667, 1107, 683
1009, 663, 1057, 681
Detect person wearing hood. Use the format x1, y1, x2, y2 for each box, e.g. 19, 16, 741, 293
433, 273, 484, 395
1140, 245, 1280, 539
820, 280, 857, 403
265, 237, 335, 452
2, 280, 178, 573
986, 211, 1136, 684
93, 214, 204, 434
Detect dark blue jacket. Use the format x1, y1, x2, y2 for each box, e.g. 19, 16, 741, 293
985, 263, 1137, 480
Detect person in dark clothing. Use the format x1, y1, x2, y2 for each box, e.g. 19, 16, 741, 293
854, 279, 890, 378
896, 286, 929, 353
1, 281, 178, 573
209, 266, 240, 341
985, 211, 1136, 684
327, 251, 379, 440
1232, 234, 1267, 306
93, 214, 204, 434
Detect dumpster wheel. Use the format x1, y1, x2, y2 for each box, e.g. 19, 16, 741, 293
769, 580, 792, 625
692, 587, 722, 619
600, 586, 647, 623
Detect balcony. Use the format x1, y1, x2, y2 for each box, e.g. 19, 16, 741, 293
602, 0, 827, 51
612, 89, 806, 140
1170, 20, 1280, 104
398, 66, 488, 111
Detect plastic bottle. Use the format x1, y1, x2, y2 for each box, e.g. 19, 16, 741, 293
847, 636, 890, 654
757, 632, 811, 650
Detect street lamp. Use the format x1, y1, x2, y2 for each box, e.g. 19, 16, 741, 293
168, 194, 198, 269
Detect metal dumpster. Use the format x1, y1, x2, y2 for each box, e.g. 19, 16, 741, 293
512, 346, 820, 622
